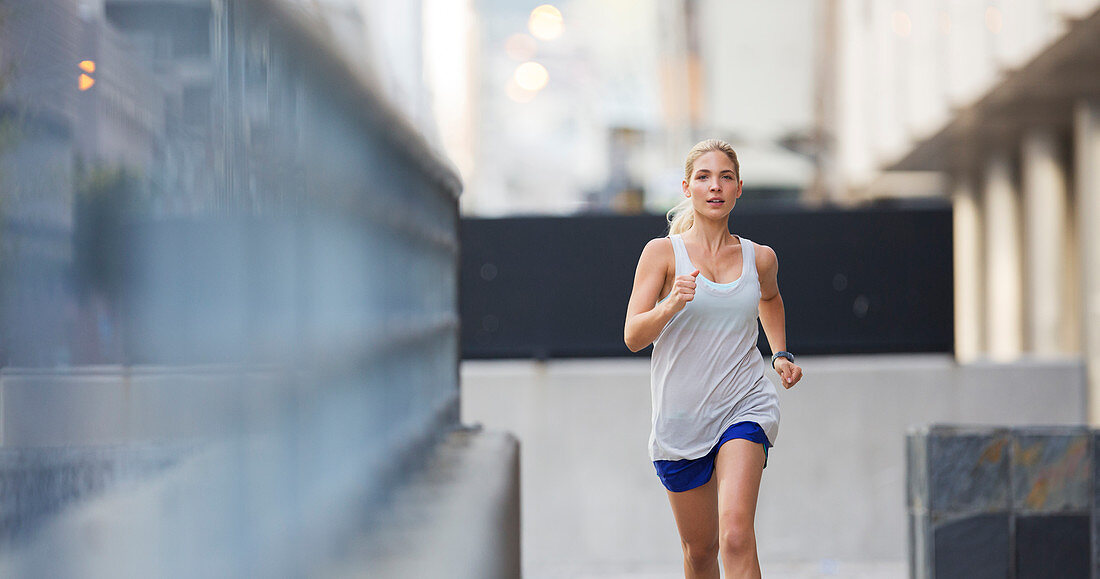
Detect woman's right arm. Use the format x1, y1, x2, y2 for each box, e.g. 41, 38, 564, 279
624, 238, 698, 352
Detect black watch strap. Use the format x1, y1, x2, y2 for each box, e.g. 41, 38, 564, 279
771, 351, 795, 368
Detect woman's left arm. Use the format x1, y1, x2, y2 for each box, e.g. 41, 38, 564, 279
756, 243, 803, 389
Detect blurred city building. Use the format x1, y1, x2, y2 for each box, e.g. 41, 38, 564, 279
0, 0, 170, 364
456, 1, 816, 216
306, 0, 441, 136
302, 0, 476, 190
825, 0, 1100, 422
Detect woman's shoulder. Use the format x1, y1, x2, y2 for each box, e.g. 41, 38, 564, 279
749, 240, 777, 273
641, 236, 673, 253
638, 236, 674, 266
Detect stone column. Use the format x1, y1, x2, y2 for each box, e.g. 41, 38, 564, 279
953, 173, 984, 361
1021, 128, 1073, 356
983, 149, 1024, 361
1075, 100, 1100, 425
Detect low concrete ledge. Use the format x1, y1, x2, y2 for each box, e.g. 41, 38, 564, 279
908, 424, 1093, 579
0, 444, 192, 546
325, 426, 521, 579
0, 427, 519, 577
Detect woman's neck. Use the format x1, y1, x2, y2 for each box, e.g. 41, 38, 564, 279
685, 216, 733, 252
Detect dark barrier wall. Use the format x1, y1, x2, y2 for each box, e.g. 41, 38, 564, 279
461, 203, 953, 359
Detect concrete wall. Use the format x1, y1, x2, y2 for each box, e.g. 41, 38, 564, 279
325, 428, 521, 579
0, 365, 529, 577
460, 354, 1087, 577
0, 428, 520, 578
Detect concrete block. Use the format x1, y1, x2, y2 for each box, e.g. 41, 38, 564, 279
329, 427, 521, 579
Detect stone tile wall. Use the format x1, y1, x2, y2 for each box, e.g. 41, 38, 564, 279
908, 425, 1092, 578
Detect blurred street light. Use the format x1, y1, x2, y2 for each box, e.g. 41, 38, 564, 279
528, 4, 562, 40
514, 61, 548, 91
78, 59, 96, 91
506, 77, 536, 103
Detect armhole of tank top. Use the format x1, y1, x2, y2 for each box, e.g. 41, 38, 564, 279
742, 237, 759, 279
655, 236, 678, 305
669, 234, 686, 276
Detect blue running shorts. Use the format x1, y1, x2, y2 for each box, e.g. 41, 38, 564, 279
653, 421, 770, 493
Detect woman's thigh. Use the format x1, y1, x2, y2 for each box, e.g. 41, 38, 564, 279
665, 473, 719, 548
713, 438, 766, 527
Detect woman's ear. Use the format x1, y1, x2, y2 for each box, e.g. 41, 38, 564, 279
682, 180, 690, 197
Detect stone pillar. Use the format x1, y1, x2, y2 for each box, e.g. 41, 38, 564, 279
1075, 100, 1100, 425
983, 149, 1024, 361
1021, 128, 1073, 356
952, 174, 984, 362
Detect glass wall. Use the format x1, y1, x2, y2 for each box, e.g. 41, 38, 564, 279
0, 0, 461, 573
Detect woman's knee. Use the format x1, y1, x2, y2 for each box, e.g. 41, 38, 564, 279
681, 536, 720, 568
719, 518, 756, 557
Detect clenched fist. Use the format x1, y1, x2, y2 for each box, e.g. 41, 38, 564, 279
773, 359, 803, 389
665, 269, 700, 314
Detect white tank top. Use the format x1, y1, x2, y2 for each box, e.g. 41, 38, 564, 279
649, 233, 781, 461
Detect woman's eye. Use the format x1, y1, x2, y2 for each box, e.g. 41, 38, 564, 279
723, 175, 733, 180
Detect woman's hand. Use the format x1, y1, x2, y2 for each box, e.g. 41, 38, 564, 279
773, 359, 803, 389
664, 269, 700, 314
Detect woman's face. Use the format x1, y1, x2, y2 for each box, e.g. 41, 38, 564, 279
682, 150, 742, 218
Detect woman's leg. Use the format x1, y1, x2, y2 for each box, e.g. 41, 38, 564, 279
665, 474, 720, 579
713, 438, 767, 578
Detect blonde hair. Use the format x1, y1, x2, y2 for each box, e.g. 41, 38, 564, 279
666, 139, 740, 235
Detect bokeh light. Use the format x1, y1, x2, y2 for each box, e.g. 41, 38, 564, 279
504, 33, 537, 61
506, 77, 536, 103
514, 61, 549, 91
528, 4, 563, 40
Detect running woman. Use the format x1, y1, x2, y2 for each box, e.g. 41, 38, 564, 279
624, 139, 803, 578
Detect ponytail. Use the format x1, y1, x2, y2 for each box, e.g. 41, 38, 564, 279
666, 197, 694, 235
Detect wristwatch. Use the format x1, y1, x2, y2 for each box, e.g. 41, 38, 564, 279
771, 351, 795, 369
